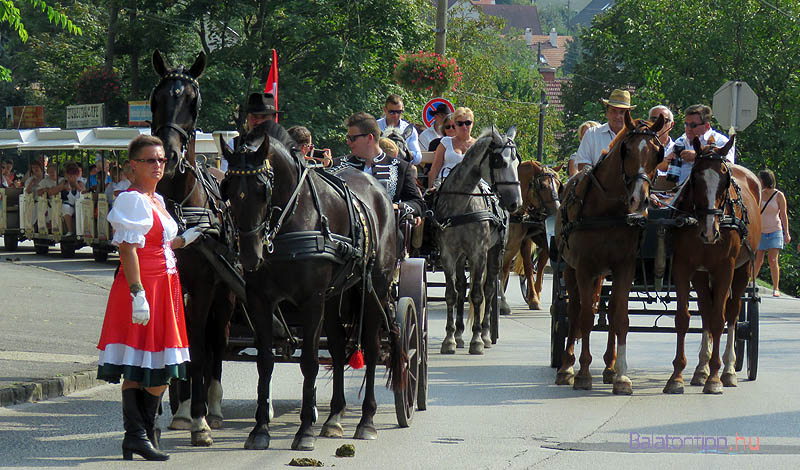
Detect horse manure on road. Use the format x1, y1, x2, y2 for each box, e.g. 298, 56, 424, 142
288, 457, 323, 467
335, 443, 356, 457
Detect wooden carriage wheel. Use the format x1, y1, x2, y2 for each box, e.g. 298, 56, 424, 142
394, 297, 419, 427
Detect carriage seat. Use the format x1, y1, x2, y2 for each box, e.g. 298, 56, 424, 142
2, 187, 23, 212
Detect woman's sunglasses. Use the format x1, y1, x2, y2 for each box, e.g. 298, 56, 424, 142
456, 120, 473, 127
444, 125, 455, 130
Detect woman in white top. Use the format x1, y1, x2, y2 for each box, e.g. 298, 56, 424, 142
96, 135, 203, 461
428, 107, 476, 190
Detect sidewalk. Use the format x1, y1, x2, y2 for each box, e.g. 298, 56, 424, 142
0, 255, 110, 407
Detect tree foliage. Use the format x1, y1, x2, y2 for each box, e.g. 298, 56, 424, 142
559, 0, 800, 294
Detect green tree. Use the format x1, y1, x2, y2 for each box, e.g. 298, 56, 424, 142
559, 0, 800, 294
0, 0, 81, 81
440, 4, 562, 162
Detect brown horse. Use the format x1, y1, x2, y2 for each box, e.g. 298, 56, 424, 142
663, 136, 760, 395
499, 160, 561, 312
555, 111, 665, 395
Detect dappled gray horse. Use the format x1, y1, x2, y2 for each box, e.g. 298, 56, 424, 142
432, 127, 522, 355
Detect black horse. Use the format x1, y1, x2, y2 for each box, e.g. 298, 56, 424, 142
220, 121, 405, 451
150, 49, 240, 446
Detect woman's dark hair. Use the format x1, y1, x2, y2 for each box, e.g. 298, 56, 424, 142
759, 169, 776, 189
65, 162, 81, 176
128, 135, 164, 160
287, 126, 311, 146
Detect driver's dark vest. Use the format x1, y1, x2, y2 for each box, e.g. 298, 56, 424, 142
332, 153, 400, 201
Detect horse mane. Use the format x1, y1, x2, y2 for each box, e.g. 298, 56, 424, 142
245, 121, 298, 163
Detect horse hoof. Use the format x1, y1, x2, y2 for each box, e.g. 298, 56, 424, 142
455, 337, 465, 349
168, 416, 191, 430
207, 414, 224, 430
690, 371, 708, 386
528, 301, 541, 311
703, 378, 723, 395
662, 379, 685, 394
721, 373, 738, 387
244, 431, 270, 450
613, 377, 633, 395
191, 430, 213, 447
481, 334, 492, 348
291, 434, 316, 451
353, 424, 377, 440
469, 340, 484, 355
499, 302, 512, 316
320, 423, 344, 438
555, 372, 574, 386
440, 339, 456, 354
573, 375, 592, 390
602, 368, 616, 384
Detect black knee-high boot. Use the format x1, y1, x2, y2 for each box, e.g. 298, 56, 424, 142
139, 390, 163, 449
122, 389, 169, 461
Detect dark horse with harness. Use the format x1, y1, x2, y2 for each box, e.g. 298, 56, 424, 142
220, 121, 406, 451
149, 50, 242, 446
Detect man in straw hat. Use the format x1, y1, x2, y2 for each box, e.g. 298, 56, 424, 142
573, 89, 636, 171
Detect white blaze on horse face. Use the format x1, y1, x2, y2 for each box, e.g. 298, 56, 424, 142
637, 138, 648, 154
701, 168, 721, 242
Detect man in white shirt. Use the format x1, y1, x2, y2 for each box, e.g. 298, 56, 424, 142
665, 104, 734, 184
418, 104, 450, 152
572, 89, 636, 172
376, 94, 422, 165
647, 105, 676, 177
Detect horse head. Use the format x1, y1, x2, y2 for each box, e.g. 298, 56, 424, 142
617, 111, 665, 214
150, 49, 206, 177
477, 125, 522, 212
220, 127, 274, 272
381, 126, 413, 163
524, 160, 561, 217
687, 135, 736, 244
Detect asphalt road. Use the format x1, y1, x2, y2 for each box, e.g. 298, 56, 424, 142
1, 241, 799, 469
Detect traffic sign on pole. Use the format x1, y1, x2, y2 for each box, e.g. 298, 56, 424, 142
422, 98, 454, 128
713, 81, 758, 132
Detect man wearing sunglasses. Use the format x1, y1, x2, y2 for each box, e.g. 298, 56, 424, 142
573, 89, 636, 172
668, 104, 734, 185
376, 94, 423, 166
418, 103, 451, 152
334, 112, 424, 219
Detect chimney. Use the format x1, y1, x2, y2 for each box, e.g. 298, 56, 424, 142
525, 28, 533, 46
539, 66, 556, 82
549, 28, 557, 48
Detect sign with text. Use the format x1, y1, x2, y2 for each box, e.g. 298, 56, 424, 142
66, 103, 105, 129
5, 105, 45, 128
128, 100, 152, 127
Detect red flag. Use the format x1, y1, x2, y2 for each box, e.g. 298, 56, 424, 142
264, 49, 278, 123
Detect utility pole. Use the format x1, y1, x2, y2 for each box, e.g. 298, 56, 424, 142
536, 43, 548, 162
435, 0, 448, 55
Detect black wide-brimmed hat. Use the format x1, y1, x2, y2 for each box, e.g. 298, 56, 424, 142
246, 92, 278, 115
434, 103, 451, 115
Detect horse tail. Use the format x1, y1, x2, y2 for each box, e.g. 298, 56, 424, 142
386, 309, 407, 393
467, 290, 487, 329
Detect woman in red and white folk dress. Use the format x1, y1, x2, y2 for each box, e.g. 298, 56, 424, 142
97, 135, 204, 461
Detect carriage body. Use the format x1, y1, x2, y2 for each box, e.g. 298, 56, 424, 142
549, 206, 759, 379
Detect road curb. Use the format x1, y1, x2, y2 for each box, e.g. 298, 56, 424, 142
0, 368, 101, 408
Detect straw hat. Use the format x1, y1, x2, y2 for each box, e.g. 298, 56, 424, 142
601, 89, 636, 109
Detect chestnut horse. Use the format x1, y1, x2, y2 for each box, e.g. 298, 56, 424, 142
499, 160, 561, 312
663, 136, 760, 394
555, 112, 665, 395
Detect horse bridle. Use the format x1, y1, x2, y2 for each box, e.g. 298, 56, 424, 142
226, 158, 275, 243
689, 153, 734, 218
482, 138, 522, 193
150, 70, 202, 164
528, 169, 559, 215
619, 125, 663, 190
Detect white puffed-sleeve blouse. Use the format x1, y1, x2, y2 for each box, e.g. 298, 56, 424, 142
107, 191, 178, 248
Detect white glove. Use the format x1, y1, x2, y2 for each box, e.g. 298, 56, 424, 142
180, 227, 204, 247
131, 290, 150, 326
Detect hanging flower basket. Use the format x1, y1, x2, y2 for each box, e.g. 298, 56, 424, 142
75, 66, 122, 105
394, 51, 462, 96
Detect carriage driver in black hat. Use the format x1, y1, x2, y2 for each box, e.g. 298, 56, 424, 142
333, 112, 425, 220
223, 92, 279, 172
